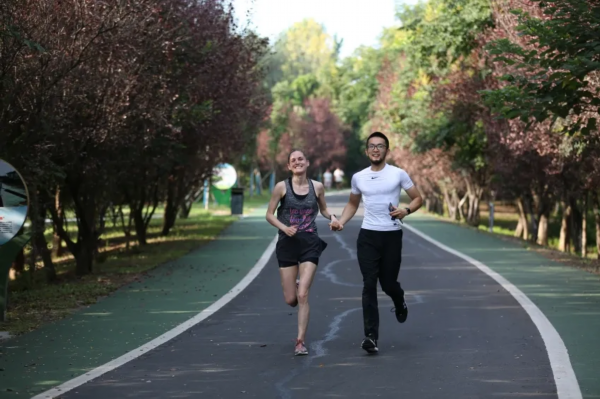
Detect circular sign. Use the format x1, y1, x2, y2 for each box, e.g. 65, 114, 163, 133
212, 163, 237, 190
0, 159, 29, 246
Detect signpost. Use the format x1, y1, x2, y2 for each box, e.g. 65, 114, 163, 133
0, 159, 31, 322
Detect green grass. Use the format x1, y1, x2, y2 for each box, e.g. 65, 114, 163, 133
3, 193, 270, 336
476, 207, 598, 258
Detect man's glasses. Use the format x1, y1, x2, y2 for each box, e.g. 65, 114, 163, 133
367, 144, 387, 151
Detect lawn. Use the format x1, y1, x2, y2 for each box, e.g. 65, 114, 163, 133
3, 192, 271, 335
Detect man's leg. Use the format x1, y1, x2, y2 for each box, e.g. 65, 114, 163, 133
297, 261, 318, 342
379, 230, 407, 322
357, 229, 381, 341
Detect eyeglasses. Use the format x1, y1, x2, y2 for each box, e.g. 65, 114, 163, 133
367, 144, 387, 151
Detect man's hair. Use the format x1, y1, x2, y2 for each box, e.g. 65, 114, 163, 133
287, 149, 306, 163
366, 132, 389, 149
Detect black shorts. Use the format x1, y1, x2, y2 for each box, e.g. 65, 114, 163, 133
276, 232, 328, 268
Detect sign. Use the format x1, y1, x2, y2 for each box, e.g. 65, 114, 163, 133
0, 159, 29, 246
212, 163, 237, 191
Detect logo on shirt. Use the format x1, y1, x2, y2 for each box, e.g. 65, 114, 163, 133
371, 176, 378, 179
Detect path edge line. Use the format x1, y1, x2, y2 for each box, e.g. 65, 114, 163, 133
403, 223, 582, 399
32, 234, 278, 399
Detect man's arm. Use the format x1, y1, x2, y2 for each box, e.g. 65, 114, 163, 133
332, 192, 361, 230
390, 186, 423, 220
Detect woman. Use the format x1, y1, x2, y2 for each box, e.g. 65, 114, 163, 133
266, 149, 338, 356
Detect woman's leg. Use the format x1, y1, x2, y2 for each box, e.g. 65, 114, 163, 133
296, 261, 318, 342
279, 265, 299, 307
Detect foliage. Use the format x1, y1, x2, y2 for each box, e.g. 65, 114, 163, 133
483, 0, 600, 136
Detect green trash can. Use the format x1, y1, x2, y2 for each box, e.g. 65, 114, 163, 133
231, 188, 244, 215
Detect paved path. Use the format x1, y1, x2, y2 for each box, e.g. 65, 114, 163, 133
2, 193, 599, 398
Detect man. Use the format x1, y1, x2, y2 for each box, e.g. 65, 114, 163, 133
323, 168, 333, 190
330, 132, 423, 354
333, 167, 344, 190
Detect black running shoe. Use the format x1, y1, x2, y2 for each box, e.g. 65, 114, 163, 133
392, 300, 408, 323
361, 337, 378, 354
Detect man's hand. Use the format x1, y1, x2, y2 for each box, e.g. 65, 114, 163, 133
389, 205, 409, 220
283, 225, 298, 237
329, 217, 344, 231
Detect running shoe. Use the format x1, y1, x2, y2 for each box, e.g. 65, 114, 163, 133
361, 337, 378, 354
294, 339, 308, 356
392, 299, 408, 323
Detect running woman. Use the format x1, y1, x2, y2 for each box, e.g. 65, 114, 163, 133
266, 149, 338, 356
330, 132, 423, 354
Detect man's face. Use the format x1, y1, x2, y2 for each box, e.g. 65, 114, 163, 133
288, 151, 309, 174
365, 137, 388, 165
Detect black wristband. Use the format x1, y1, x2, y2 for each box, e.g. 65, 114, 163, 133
405, 207, 411, 215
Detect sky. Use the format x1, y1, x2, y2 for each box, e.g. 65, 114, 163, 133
233, 0, 419, 59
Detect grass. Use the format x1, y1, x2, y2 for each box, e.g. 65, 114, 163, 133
413, 200, 600, 274
3, 193, 271, 336
476, 203, 599, 259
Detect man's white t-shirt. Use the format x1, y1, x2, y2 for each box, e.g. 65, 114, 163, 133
351, 164, 414, 231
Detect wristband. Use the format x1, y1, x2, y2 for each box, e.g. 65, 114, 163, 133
405, 207, 411, 215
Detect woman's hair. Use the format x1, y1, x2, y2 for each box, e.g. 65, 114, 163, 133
287, 149, 306, 163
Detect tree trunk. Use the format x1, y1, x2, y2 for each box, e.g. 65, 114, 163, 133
537, 212, 549, 246
569, 197, 582, 254
75, 239, 95, 276
31, 192, 56, 282
442, 186, 458, 220
515, 197, 529, 240
118, 205, 134, 251
558, 200, 571, 252
458, 193, 467, 221
133, 205, 148, 246
162, 177, 178, 236
52, 188, 64, 258
593, 191, 600, 261
582, 194, 588, 258
523, 196, 538, 242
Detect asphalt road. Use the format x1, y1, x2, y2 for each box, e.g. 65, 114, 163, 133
60, 194, 556, 399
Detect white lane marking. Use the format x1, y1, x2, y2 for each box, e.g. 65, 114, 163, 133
32, 235, 279, 399
402, 223, 582, 399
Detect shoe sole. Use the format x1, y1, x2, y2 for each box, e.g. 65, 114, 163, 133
295, 351, 308, 356
397, 307, 408, 323
361, 343, 378, 354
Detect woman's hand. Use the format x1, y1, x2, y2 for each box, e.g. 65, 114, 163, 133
283, 225, 298, 237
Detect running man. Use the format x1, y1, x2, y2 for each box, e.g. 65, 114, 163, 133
330, 132, 423, 354
266, 149, 339, 356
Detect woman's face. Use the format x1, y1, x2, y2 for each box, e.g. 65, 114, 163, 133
288, 151, 309, 174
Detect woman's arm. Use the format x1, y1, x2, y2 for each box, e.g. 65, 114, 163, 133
266, 181, 297, 236
314, 181, 338, 222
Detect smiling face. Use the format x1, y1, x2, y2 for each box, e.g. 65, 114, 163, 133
287, 150, 309, 175
365, 136, 388, 165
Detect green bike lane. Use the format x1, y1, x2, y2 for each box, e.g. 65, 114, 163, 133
406, 212, 600, 398
0, 207, 276, 398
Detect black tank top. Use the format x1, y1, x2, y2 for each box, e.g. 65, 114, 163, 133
276, 178, 319, 238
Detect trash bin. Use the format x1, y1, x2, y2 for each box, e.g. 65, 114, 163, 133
231, 187, 244, 215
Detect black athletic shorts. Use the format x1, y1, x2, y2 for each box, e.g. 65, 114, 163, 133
276, 232, 328, 268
